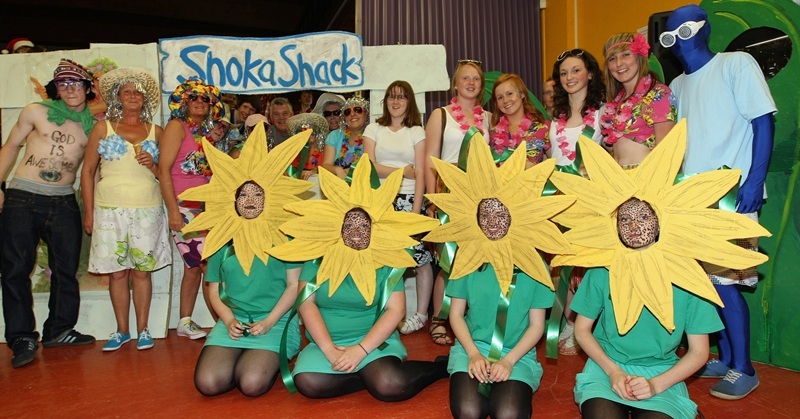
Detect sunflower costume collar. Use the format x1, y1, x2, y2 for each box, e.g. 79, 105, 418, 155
178, 124, 314, 275
549, 119, 771, 334
423, 133, 576, 294
268, 157, 440, 304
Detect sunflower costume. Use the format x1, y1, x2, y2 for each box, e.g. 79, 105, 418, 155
269, 159, 444, 400
179, 125, 312, 354
550, 120, 770, 417
422, 134, 575, 394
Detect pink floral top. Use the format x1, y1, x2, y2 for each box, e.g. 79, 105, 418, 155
490, 120, 551, 166
600, 75, 676, 149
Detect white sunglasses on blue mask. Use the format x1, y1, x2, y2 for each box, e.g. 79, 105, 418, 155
659, 20, 706, 48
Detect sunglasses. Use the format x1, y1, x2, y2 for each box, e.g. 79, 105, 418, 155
188, 93, 211, 103
458, 59, 483, 67
323, 109, 342, 117
55, 79, 84, 91
659, 20, 706, 48
557, 49, 585, 62
343, 107, 364, 116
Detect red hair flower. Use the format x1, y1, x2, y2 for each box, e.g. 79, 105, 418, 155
630, 33, 650, 57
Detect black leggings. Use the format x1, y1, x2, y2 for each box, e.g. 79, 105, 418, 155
449, 372, 533, 419
194, 345, 280, 397
581, 398, 672, 419
294, 355, 448, 401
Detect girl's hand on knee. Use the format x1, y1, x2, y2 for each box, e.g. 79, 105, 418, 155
610, 370, 635, 400
227, 320, 246, 340
489, 358, 513, 382
331, 345, 366, 373
468, 354, 491, 383
628, 376, 656, 400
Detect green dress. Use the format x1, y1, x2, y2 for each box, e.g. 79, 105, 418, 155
571, 268, 723, 418
446, 264, 555, 390
292, 261, 407, 375
204, 247, 301, 356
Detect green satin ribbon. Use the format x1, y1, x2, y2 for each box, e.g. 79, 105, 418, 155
286, 142, 311, 179
345, 163, 382, 188
478, 271, 518, 397
279, 272, 319, 393
542, 128, 589, 196
434, 126, 479, 318
674, 166, 738, 212
545, 266, 572, 359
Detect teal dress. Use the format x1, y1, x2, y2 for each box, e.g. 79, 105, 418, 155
204, 248, 301, 356
292, 261, 407, 375
571, 268, 724, 419
446, 264, 555, 390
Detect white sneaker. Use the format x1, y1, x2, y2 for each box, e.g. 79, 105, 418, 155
177, 320, 207, 339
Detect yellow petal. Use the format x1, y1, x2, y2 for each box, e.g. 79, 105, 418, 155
552, 245, 615, 267
268, 239, 331, 262
631, 120, 686, 201
659, 170, 741, 209
465, 135, 500, 198
449, 242, 487, 280
659, 221, 769, 269
609, 259, 645, 335
348, 157, 375, 209
513, 244, 554, 290
665, 208, 771, 240
350, 250, 378, 305
662, 252, 723, 307
623, 250, 675, 332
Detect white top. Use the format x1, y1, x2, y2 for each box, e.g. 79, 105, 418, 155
364, 123, 425, 194
670, 52, 776, 184
547, 108, 604, 166
440, 108, 491, 164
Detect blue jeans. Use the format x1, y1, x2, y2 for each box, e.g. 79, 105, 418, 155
1, 188, 82, 344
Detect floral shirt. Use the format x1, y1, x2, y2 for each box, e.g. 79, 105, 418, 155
600, 75, 676, 149
490, 120, 551, 166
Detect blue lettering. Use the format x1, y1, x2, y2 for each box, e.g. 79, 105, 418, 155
295, 53, 315, 87
206, 52, 226, 86
226, 58, 243, 87
178, 45, 208, 83
314, 62, 331, 85
339, 44, 358, 85
243, 50, 263, 88
278, 45, 299, 87
259, 61, 276, 86
330, 58, 342, 83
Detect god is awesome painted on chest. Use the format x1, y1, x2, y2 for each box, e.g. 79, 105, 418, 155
24, 129, 83, 182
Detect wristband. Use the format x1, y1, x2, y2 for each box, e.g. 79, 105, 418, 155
358, 343, 369, 355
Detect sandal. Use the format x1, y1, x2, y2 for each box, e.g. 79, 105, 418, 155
399, 312, 428, 334
429, 316, 453, 346
558, 323, 580, 356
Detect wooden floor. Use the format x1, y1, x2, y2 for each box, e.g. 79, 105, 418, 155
2, 329, 799, 418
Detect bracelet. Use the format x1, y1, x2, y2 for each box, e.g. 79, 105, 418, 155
358, 343, 369, 355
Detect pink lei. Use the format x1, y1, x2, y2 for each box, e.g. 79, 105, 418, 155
450, 97, 485, 133
555, 109, 596, 162
490, 113, 534, 154
600, 75, 654, 146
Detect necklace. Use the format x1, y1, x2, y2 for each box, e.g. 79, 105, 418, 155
335, 127, 364, 168
555, 109, 596, 162
490, 113, 533, 154
450, 97, 485, 133
600, 75, 654, 145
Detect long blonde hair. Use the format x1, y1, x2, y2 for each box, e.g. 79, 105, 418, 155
603, 32, 654, 100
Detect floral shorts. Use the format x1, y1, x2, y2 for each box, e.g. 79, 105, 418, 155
393, 194, 433, 267
172, 200, 207, 268
89, 205, 171, 274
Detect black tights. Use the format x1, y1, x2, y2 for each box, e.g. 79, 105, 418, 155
194, 346, 280, 397
449, 372, 533, 419
581, 398, 672, 419
294, 356, 448, 401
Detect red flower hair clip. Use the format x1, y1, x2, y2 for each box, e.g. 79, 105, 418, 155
630, 33, 650, 57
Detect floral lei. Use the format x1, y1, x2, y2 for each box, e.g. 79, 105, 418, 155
450, 97, 485, 134
180, 119, 218, 177
555, 109, 596, 162
334, 127, 364, 168
490, 113, 534, 154
600, 75, 655, 146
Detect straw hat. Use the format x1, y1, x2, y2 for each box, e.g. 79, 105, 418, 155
99, 67, 160, 113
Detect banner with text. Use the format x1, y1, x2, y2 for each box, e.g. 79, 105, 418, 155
159, 32, 364, 94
